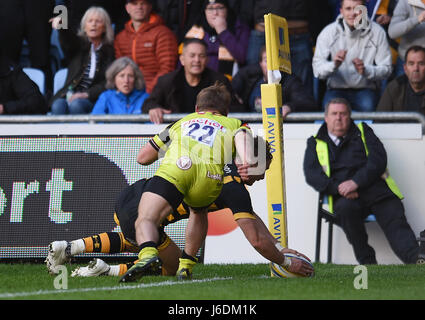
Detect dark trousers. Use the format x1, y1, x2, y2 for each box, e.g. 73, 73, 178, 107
335, 196, 419, 264
0, 0, 55, 91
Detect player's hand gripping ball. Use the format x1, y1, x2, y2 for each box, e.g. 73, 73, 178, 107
270, 253, 315, 278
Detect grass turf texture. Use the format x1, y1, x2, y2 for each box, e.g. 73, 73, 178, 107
0, 262, 424, 300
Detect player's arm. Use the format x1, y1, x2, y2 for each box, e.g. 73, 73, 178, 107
137, 123, 174, 165
236, 135, 273, 184
236, 215, 285, 264
245, 213, 310, 260
137, 142, 159, 165
218, 176, 286, 265
236, 214, 312, 277
234, 128, 255, 167
184, 207, 209, 258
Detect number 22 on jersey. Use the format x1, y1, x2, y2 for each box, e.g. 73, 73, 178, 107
181, 118, 226, 147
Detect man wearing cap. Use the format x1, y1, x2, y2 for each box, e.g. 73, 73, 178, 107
114, 0, 178, 93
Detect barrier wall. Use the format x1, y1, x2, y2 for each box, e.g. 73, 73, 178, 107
0, 123, 423, 264
0, 124, 184, 260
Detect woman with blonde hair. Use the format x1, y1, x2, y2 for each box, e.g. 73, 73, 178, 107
49, 6, 115, 114
92, 57, 149, 114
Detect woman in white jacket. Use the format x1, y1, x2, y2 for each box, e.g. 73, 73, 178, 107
388, 0, 425, 75
313, 0, 392, 111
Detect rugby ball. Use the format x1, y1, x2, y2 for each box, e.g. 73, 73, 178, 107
270, 253, 314, 278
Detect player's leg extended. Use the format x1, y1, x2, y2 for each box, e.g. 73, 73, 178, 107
134, 192, 173, 246
184, 208, 208, 257
72, 233, 182, 277
119, 226, 183, 277
177, 207, 208, 280
158, 237, 181, 276
46, 231, 127, 275
119, 192, 173, 282
70, 234, 141, 277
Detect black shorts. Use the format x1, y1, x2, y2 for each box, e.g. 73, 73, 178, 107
144, 175, 184, 211
114, 178, 183, 246
114, 179, 147, 243
213, 178, 255, 220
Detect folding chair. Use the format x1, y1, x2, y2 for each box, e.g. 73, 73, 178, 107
315, 193, 375, 263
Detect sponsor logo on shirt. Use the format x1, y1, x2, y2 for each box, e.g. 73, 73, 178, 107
207, 171, 222, 181
176, 156, 192, 170
181, 118, 227, 133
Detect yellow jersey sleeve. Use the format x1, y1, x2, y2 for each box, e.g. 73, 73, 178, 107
149, 122, 175, 153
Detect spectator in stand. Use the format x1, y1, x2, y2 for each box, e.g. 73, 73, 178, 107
331, 0, 399, 22
388, 0, 425, 76
243, 0, 317, 97
370, 0, 400, 86
154, 0, 204, 42
114, 0, 178, 94
329, 1, 400, 82
303, 97, 424, 265
0, 0, 55, 93
181, 0, 250, 80
49, 6, 115, 114
0, 52, 48, 115
142, 38, 242, 124
368, 1, 399, 25
91, 57, 149, 115
313, 0, 392, 111
232, 46, 318, 116
377, 45, 425, 113
63, 0, 128, 35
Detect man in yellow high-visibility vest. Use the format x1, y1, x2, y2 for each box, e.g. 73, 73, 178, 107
303, 97, 424, 264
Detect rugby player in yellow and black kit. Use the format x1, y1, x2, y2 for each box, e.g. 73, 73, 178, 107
45, 133, 314, 279
46, 158, 265, 278
119, 83, 256, 282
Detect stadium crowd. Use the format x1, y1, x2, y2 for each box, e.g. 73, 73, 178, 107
0, 0, 423, 117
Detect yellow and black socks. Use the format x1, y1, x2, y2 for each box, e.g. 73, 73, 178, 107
178, 250, 198, 271
138, 241, 159, 260
81, 232, 125, 254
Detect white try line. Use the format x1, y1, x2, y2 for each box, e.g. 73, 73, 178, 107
0, 276, 232, 299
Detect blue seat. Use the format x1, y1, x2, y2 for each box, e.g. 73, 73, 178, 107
53, 68, 68, 95
23, 68, 45, 95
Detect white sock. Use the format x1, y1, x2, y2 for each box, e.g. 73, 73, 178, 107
108, 265, 120, 276
70, 239, 86, 255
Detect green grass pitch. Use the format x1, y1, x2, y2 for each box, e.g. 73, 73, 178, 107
0, 262, 424, 301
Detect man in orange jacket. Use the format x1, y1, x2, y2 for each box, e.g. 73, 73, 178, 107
114, 0, 178, 93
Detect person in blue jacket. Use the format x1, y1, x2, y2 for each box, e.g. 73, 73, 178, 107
92, 56, 149, 114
